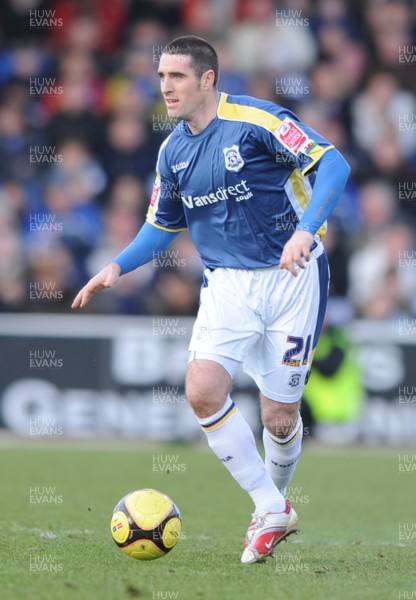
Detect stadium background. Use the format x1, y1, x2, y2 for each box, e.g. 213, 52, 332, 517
0, 0, 415, 444
1, 3, 416, 600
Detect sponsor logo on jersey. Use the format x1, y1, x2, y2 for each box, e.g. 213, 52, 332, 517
223, 145, 244, 172
171, 160, 189, 173
277, 117, 316, 156
181, 180, 253, 209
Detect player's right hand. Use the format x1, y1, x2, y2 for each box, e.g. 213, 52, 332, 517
71, 262, 121, 309
279, 230, 314, 277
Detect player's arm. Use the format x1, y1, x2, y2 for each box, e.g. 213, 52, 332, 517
72, 140, 186, 309
71, 223, 179, 308
255, 104, 350, 276
279, 148, 350, 276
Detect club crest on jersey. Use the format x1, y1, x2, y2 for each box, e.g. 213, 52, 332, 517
223, 145, 244, 172
288, 372, 302, 388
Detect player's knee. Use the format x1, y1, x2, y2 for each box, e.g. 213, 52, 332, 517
185, 359, 231, 417
261, 397, 300, 439
185, 377, 211, 413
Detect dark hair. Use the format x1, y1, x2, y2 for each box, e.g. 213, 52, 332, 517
163, 36, 219, 88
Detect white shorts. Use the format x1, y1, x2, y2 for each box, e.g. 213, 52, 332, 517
188, 244, 329, 403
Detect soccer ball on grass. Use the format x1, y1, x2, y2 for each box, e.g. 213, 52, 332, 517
110, 488, 182, 560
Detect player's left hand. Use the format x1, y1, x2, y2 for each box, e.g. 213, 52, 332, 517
279, 230, 315, 277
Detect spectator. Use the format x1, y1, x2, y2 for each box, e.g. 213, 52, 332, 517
103, 112, 160, 185
26, 139, 106, 277
351, 72, 416, 163
46, 74, 105, 154
349, 222, 416, 319
85, 175, 153, 314
0, 192, 26, 311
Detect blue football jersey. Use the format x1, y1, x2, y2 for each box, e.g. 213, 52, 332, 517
146, 93, 333, 269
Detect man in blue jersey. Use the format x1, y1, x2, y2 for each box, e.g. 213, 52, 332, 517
72, 36, 350, 564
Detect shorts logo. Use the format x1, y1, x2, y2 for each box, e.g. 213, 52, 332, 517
196, 326, 207, 341
288, 372, 302, 388
223, 145, 244, 172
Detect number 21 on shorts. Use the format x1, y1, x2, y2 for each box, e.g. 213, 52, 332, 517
282, 335, 312, 367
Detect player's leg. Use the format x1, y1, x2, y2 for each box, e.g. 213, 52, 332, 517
186, 356, 284, 515
241, 246, 329, 564
260, 395, 303, 498
188, 266, 299, 564
240, 396, 301, 564
260, 248, 329, 496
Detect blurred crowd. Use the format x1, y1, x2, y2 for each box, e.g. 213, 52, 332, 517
0, 0, 415, 319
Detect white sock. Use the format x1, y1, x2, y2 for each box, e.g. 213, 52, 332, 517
262, 413, 303, 497
198, 396, 286, 514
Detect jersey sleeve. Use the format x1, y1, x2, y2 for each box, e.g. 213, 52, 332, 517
256, 107, 334, 176
146, 140, 187, 232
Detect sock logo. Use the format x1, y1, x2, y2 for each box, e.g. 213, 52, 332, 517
221, 455, 233, 463
271, 458, 299, 469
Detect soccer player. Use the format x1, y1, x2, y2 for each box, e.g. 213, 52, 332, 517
72, 36, 350, 564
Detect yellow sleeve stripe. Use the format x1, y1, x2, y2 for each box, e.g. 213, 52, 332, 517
289, 170, 309, 211
218, 92, 283, 133
145, 219, 187, 233
288, 170, 327, 240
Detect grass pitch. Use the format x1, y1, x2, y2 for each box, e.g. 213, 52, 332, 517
0, 440, 414, 600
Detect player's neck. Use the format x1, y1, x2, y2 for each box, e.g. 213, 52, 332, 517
186, 91, 219, 135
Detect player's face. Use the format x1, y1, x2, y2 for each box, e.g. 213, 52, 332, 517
158, 53, 206, 121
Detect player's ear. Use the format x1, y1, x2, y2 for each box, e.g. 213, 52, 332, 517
201, 69, 215, 91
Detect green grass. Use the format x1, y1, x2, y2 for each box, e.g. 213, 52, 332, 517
0, 440, 415, 600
